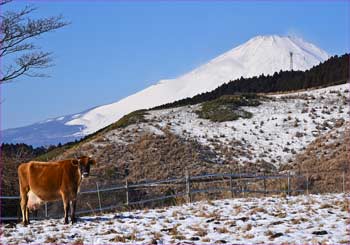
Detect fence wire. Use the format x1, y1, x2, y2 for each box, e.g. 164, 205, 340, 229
1, 169, 348, 222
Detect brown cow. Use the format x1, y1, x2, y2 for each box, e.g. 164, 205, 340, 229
18, 156, 96, 225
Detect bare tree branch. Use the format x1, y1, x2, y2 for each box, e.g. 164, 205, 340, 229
1, 52, 53, 83
0, 0, 12, 6
0, 0, 69, 84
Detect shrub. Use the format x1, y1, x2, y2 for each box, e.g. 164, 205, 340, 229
196, 94, 261, 122
108, 110, 148, 130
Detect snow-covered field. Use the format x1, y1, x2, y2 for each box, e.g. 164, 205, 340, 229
146, 84, 349, 166
1, 193, 348, 244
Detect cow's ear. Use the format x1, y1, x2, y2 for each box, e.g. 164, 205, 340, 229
89, 159, 96, 165
72, 159, 80, 166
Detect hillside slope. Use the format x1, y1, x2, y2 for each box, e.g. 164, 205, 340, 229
282, 121, 350, 193
2, 84, 348, 217
2, 35, 329, 146
48, 83, 349, 188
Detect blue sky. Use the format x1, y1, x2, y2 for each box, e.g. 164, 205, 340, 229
2, 0, 349, 130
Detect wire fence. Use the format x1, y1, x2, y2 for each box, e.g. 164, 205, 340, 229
1, 168, 348, 222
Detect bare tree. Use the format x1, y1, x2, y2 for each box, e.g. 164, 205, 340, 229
0, 0, 69, 84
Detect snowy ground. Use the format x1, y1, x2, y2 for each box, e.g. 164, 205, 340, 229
2, 193, 349, 244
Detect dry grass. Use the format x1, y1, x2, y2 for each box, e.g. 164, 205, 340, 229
291, 217, 309, 224
150, 232, 162, 241
243, 223, 252, 231
191, 226, 208, 237
320, 203, 333, 209
171, 210, 182, 217
109, 235, 126, 243
249, 206, 267, 214
105, 220, 114, 225
168, 224, 181, 236
224, 220, 236, 227
149, 220, 157, 225
270, 220, 284, 226
285, 228, 291, 233
126, 229, 139, 241
271, 211, 287, 218
341, 199, 349, 212
199, 210, 221, 220
243, 233, 255, 239
99, 229, 117, 235
283, 123, 350, 194
200, 205, 208, 211
173, 234, 186, 240
233, 205, 243, 215
216, 226, 230, 234
72, 238, 84, 245
44, 236, 58, 243
202, 237, 211, 242
164, 218, 172, 223
207, 199, 215, 206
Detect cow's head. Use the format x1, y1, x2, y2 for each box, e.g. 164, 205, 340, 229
76, 155, 96, 178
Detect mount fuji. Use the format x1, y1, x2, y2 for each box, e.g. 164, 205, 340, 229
2, 35, 329, 146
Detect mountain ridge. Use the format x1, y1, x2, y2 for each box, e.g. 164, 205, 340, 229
2, 35, 329, 146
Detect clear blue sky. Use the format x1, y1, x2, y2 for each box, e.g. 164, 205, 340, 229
2, 0, 349, 130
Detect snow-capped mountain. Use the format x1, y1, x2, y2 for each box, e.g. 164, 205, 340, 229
2, 35, 329, 146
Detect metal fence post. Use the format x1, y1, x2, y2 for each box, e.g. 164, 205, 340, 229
125, 179, 129, 206
306, 173, 309, 195
263, 172, 267, 197
45, 202, 48, 218
342, 171, 345, 193
287, 172, 291, 196
230, 172, 234, 198
96, 182, 102, 212
185, 170, 191, 203
240, 173, 245, 197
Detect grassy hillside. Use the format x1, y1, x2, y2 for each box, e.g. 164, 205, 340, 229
34, 54, 349, 162
282, 122, 350, 193
34, 110, 148, 161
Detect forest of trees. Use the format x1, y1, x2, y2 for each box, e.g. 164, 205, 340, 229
1, 144, 49, 191
154, 54, 349, 110
0, 143, 67, 196
1, 143, 48, 159
1, 143, 48, 218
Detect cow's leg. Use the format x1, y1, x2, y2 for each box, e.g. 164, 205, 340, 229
20, 192, 29, 226
18, 166, 29, 226
25, 206, 30, 225
70, 199, 77, 224
62, 194, 70, 224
